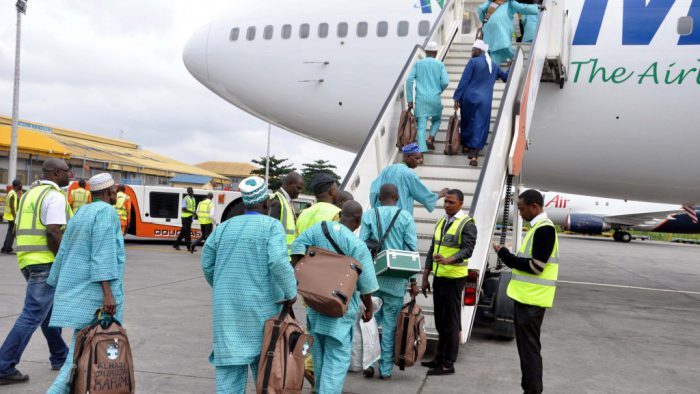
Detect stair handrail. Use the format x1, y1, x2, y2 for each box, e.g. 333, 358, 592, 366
341, 0, 462, 201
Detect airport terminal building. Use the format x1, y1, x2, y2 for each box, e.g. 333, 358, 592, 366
0, 115, 229, 187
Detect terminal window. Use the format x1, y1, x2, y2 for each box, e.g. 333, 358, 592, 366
397, 21, 409, 37
418, 20, 430, 36
149, 192, 179, 219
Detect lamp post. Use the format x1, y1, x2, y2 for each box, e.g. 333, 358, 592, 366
264, 123, 271, 184
8, 0, 28, 184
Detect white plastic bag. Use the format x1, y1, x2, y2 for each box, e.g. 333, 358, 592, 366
349, 297, 383, 372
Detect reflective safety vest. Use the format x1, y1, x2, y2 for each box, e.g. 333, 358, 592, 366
182, 195, 196, 218
507, 218, 560, 308
3, 189, 18, 221
197, 199, 213, 225
274, 191, 296, 250
71, 188, 90, 212
114, 191, 130, 221
16, 184, 73, 269
296, 202, 340, 236
432, 215, 474, 279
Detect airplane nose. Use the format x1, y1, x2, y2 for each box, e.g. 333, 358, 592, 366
183, 23, 211, 84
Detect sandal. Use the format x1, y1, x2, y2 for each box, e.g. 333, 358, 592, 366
426, 138, 435, 150
469, 158, 478, 167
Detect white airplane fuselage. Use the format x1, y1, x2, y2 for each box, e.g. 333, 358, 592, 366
184, 0, 700, 205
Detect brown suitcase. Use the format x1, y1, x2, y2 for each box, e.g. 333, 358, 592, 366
394, 299, 427, 370
294, 222, 363, 318
257, 306, 313, 394
69, 312, 135, 394
396, 109, 418, 148
444, 111, 462, 155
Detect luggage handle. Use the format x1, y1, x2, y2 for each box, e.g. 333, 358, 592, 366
398, 299, 418, 371
332, 290, 348, 305
321, 221, 345, 256
350, 263, 363, 276
261, 304, 294, 393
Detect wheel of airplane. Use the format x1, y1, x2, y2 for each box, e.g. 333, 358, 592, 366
619, 232, 633, 243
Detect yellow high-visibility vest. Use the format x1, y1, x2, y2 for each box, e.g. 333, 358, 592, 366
296, 202, 340, 236
197, 199, 213, 225
432, 215, 474, 279
70, 187, 90, 212
182, 195, 196, 218
3, 189, 18, 221
16, 184, 73, 269
114, 191, 129, 221
274, 191, 296, 251
507, 218, 560, 308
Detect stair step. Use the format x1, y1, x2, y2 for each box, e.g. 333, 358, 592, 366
414, 165, 481, 181
421, 178, 476, 195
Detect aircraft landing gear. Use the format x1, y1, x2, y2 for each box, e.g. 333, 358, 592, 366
613, 231, 632, 243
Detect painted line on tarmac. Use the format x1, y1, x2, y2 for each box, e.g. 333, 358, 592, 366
559, 280, 700, 295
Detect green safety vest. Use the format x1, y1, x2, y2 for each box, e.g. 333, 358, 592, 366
507, 218, 560, 308
71, 188, 90, 212
197, 199, 213, 225
274, 191, 296, 251
16, 184, 73, 269
182, 195, 196, 218
114, 191, 129, 221
296, 202, 340, 236
3, 189, 18, 221
432, 215, 474, 279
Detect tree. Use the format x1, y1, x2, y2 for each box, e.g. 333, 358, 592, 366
251, 156, 296, 191
300, 160, 342, 195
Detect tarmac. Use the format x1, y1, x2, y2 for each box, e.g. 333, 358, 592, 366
1, 225, 699, 393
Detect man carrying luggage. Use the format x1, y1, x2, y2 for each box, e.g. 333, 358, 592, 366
45, 173, 125, 394
296, 173, 342, 235
268, 172, 304, 251
492, 189, 559, 394
421, 189, 477, 376
291, 201, 379, 394
2, 178, 22, 254
202, 176, 297, 394
359, 184, 419, 380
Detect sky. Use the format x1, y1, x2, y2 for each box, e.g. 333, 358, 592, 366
0, 1, 355, 177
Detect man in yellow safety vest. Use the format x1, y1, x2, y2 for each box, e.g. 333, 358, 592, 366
421, 189, 477, 376
68, 179, 92, 213
174, 187, 197, 251
190, 192, 215, 253
268, 172, 303, 251
296, 173, 344, 236
113, 184, 131, 235
0, 159, 72, 386
2, 178, 22, 254
493, 189, 559, 394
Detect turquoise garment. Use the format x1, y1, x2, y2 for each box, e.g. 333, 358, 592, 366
406, 57, 449, 118
416, 114, 442, 153
47, 331, 77, 394
48, 200, 125, 329
359, 206, 417, 298
477, 1, 540, 63
373, 291, 404, 377
311, 331, 352, 394
202, 214, 297, 366
370, 163, 438, 215
522, 13, 539, 43
291, 221, 379, 342
215, 362, 259, 394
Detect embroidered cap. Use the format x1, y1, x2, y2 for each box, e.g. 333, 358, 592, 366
402, 143, 420, 154
240, 176, 269, 206
88, 173, 115, 192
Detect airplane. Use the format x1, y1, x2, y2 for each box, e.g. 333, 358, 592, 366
542, 191, 700, 242
183, 0, 700, 206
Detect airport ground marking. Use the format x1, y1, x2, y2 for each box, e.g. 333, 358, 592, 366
559, 280, 700, 295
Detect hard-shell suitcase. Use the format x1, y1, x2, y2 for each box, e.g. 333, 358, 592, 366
396, 109, 418, 148
374, 249, 422, 279
444, 111, 461, 155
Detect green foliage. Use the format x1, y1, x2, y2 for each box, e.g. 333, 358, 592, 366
300, 160, 341, 194
251, 156, 296, 191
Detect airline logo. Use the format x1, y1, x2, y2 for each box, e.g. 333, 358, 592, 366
545, 194, 570, 209
416, 0, 445, 14
573, 0, 700, 45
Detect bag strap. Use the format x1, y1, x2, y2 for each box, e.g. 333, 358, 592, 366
321, 221, 345, 255
261, 305, 291, 393
379, 209, 402, 251
374, 208, 383, 247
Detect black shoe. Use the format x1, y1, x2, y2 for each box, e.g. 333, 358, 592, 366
427, 366, 455, 376
362, 366, 374, 378
173, 244, 181, 251
51, 362, 64, 371
189, 246, 196, 254
0, 370, 29, 385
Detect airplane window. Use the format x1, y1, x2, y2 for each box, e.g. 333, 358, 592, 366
229, 28, 240, 41
337, 22, 348, 38
377, 21, 388, 37
318, 23, 329, 38
418, 21, 430, 36
357, 22, 368, 37
246, 26, 256, 41
282, 24, 292, 39
397, 21, 409, 37
678, 16, 693, 36
300, 23, 310, 39
264, 25, 273, 40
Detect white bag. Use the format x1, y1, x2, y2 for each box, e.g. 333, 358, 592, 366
349, 297, 383, 371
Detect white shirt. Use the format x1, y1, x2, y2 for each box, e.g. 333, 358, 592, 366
39, 180, 68, 226
279, 188, 292, 204
530, 212, 549, 227
442, 209, 466, 232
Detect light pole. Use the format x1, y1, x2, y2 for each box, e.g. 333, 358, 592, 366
264, 123, 271, 184
8, 0, 28, 184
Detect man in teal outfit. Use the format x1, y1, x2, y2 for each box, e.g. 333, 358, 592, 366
202, 176, 297, 394
291, 201, 379, 394
406, 41, 450, 152
46, 173, 125, 394
359, 184, 419, 379
370, 143, 448, 215
477, 0, 544, 65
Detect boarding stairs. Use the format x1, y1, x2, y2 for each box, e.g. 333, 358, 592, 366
341, 0, 571, 342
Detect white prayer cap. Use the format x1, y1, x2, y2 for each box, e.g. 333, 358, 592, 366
89, 173, 115, 192
473, 40, 489, 52
239, 176, 268, 206
425, 41, 439, 52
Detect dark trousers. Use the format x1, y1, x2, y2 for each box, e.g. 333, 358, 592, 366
432, 276, 467, 368
174, 216, 193, 247
2, 220, 15, 252
193, 223, 212, 248
0, 264, 68, 376
514, 300, 546, 394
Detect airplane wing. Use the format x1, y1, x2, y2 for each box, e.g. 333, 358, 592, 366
603, 210, 684, 227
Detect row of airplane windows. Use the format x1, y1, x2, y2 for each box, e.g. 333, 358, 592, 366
230, 20, 432, 42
